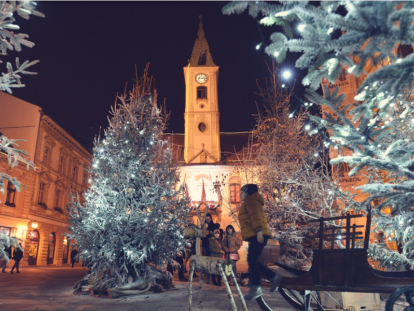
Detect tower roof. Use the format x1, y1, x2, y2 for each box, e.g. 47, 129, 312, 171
189, 16, 216, 67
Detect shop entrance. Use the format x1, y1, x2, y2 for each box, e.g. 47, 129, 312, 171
28, 230, 40, 265
46, 232, 56, 265
62, 238, 70, 264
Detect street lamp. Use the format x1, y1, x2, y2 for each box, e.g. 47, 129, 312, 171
282, 70, 291, 79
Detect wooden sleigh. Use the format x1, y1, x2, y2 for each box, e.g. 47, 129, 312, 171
269, 212, 414, 311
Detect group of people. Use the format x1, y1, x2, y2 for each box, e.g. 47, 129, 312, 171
169, 183, 282, 300
0, 243, 24, 274
203, 184, 282, 300
200, 214, 241, 287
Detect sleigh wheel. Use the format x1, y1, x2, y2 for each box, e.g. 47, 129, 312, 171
386, 286, 414, 311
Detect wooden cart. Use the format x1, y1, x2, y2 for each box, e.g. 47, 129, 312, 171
257, 212, 414, 311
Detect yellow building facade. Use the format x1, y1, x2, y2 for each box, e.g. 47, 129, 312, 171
0, 92, 91, 267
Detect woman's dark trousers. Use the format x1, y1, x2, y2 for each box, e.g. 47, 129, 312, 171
247, 236, 275, 286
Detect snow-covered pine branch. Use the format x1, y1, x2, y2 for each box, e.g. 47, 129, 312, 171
0, 1, 44, 93
223, 1, 414, 270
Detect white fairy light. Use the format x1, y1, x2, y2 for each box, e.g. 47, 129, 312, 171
298, 24, 305, 32
327, 27, 334, 34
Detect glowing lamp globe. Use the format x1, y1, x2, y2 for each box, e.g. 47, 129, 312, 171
31, 221, 38, 229
298, 24, 306, 32
282, 70, 291, 79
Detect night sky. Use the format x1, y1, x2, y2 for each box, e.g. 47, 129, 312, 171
5, 1, 306, 151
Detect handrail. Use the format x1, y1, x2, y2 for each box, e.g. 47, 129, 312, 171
309, 214, 364, 222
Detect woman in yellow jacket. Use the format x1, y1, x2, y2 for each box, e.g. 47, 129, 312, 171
238, 184, 282, 300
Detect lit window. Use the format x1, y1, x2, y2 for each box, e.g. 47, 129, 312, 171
230, 184, 241, 204
5, 182, 16, 207
197, 86, 207, 99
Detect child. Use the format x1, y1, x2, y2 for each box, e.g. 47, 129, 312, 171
209, 228, 225, 286
223, 225, 241, 285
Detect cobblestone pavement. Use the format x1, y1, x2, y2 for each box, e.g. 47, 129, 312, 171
0, 266, 296, 311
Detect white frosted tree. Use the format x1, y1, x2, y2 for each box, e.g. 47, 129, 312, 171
68, 66, 189, 295
0, 1, 42, 260
234, 66, 356, 268
224, 1, 414, 270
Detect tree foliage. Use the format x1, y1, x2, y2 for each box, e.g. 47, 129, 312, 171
234, 65, 355, 268
67, 66, 189, 294
0, 1, 44, 93
224, 1, 414, 270
0, 1, 42, 259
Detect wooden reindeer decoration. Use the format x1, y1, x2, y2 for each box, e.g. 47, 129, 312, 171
184, 204, 248, 311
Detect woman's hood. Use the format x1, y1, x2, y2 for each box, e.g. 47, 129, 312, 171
245, 192, 264, 206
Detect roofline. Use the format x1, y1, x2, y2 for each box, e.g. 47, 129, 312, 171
41, 115, 92, 159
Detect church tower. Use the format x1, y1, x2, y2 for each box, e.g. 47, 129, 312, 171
184, 16, 220, 164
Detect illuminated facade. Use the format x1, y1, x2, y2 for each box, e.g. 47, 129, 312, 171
0, 92, 91, 266
164, 17, 252, 264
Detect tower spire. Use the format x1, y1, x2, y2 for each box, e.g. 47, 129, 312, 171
189, 16, 216, 67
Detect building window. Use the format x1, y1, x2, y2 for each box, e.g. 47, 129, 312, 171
335, 163, 350, 178
0, 226, 11, 235
72, 165, 78, 182
5, 182, 16, 207
230, 183, 241, 204
54, 189, 62, 208
198, 122, 207, 132
82, 172, 88, 187
398, 44, 413, 58
43, 148, 50, 165
197, 86, 207, 99
38, 183, 47, 207
58, 157, 66, 174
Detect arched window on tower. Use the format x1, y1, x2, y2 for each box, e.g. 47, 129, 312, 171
197, 86, 207, 99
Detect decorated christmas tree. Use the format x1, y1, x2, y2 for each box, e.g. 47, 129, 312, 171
224, 1, 414, 270
68, 66, 189, 295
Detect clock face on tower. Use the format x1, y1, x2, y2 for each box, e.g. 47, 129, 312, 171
195, 73, 208, 84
